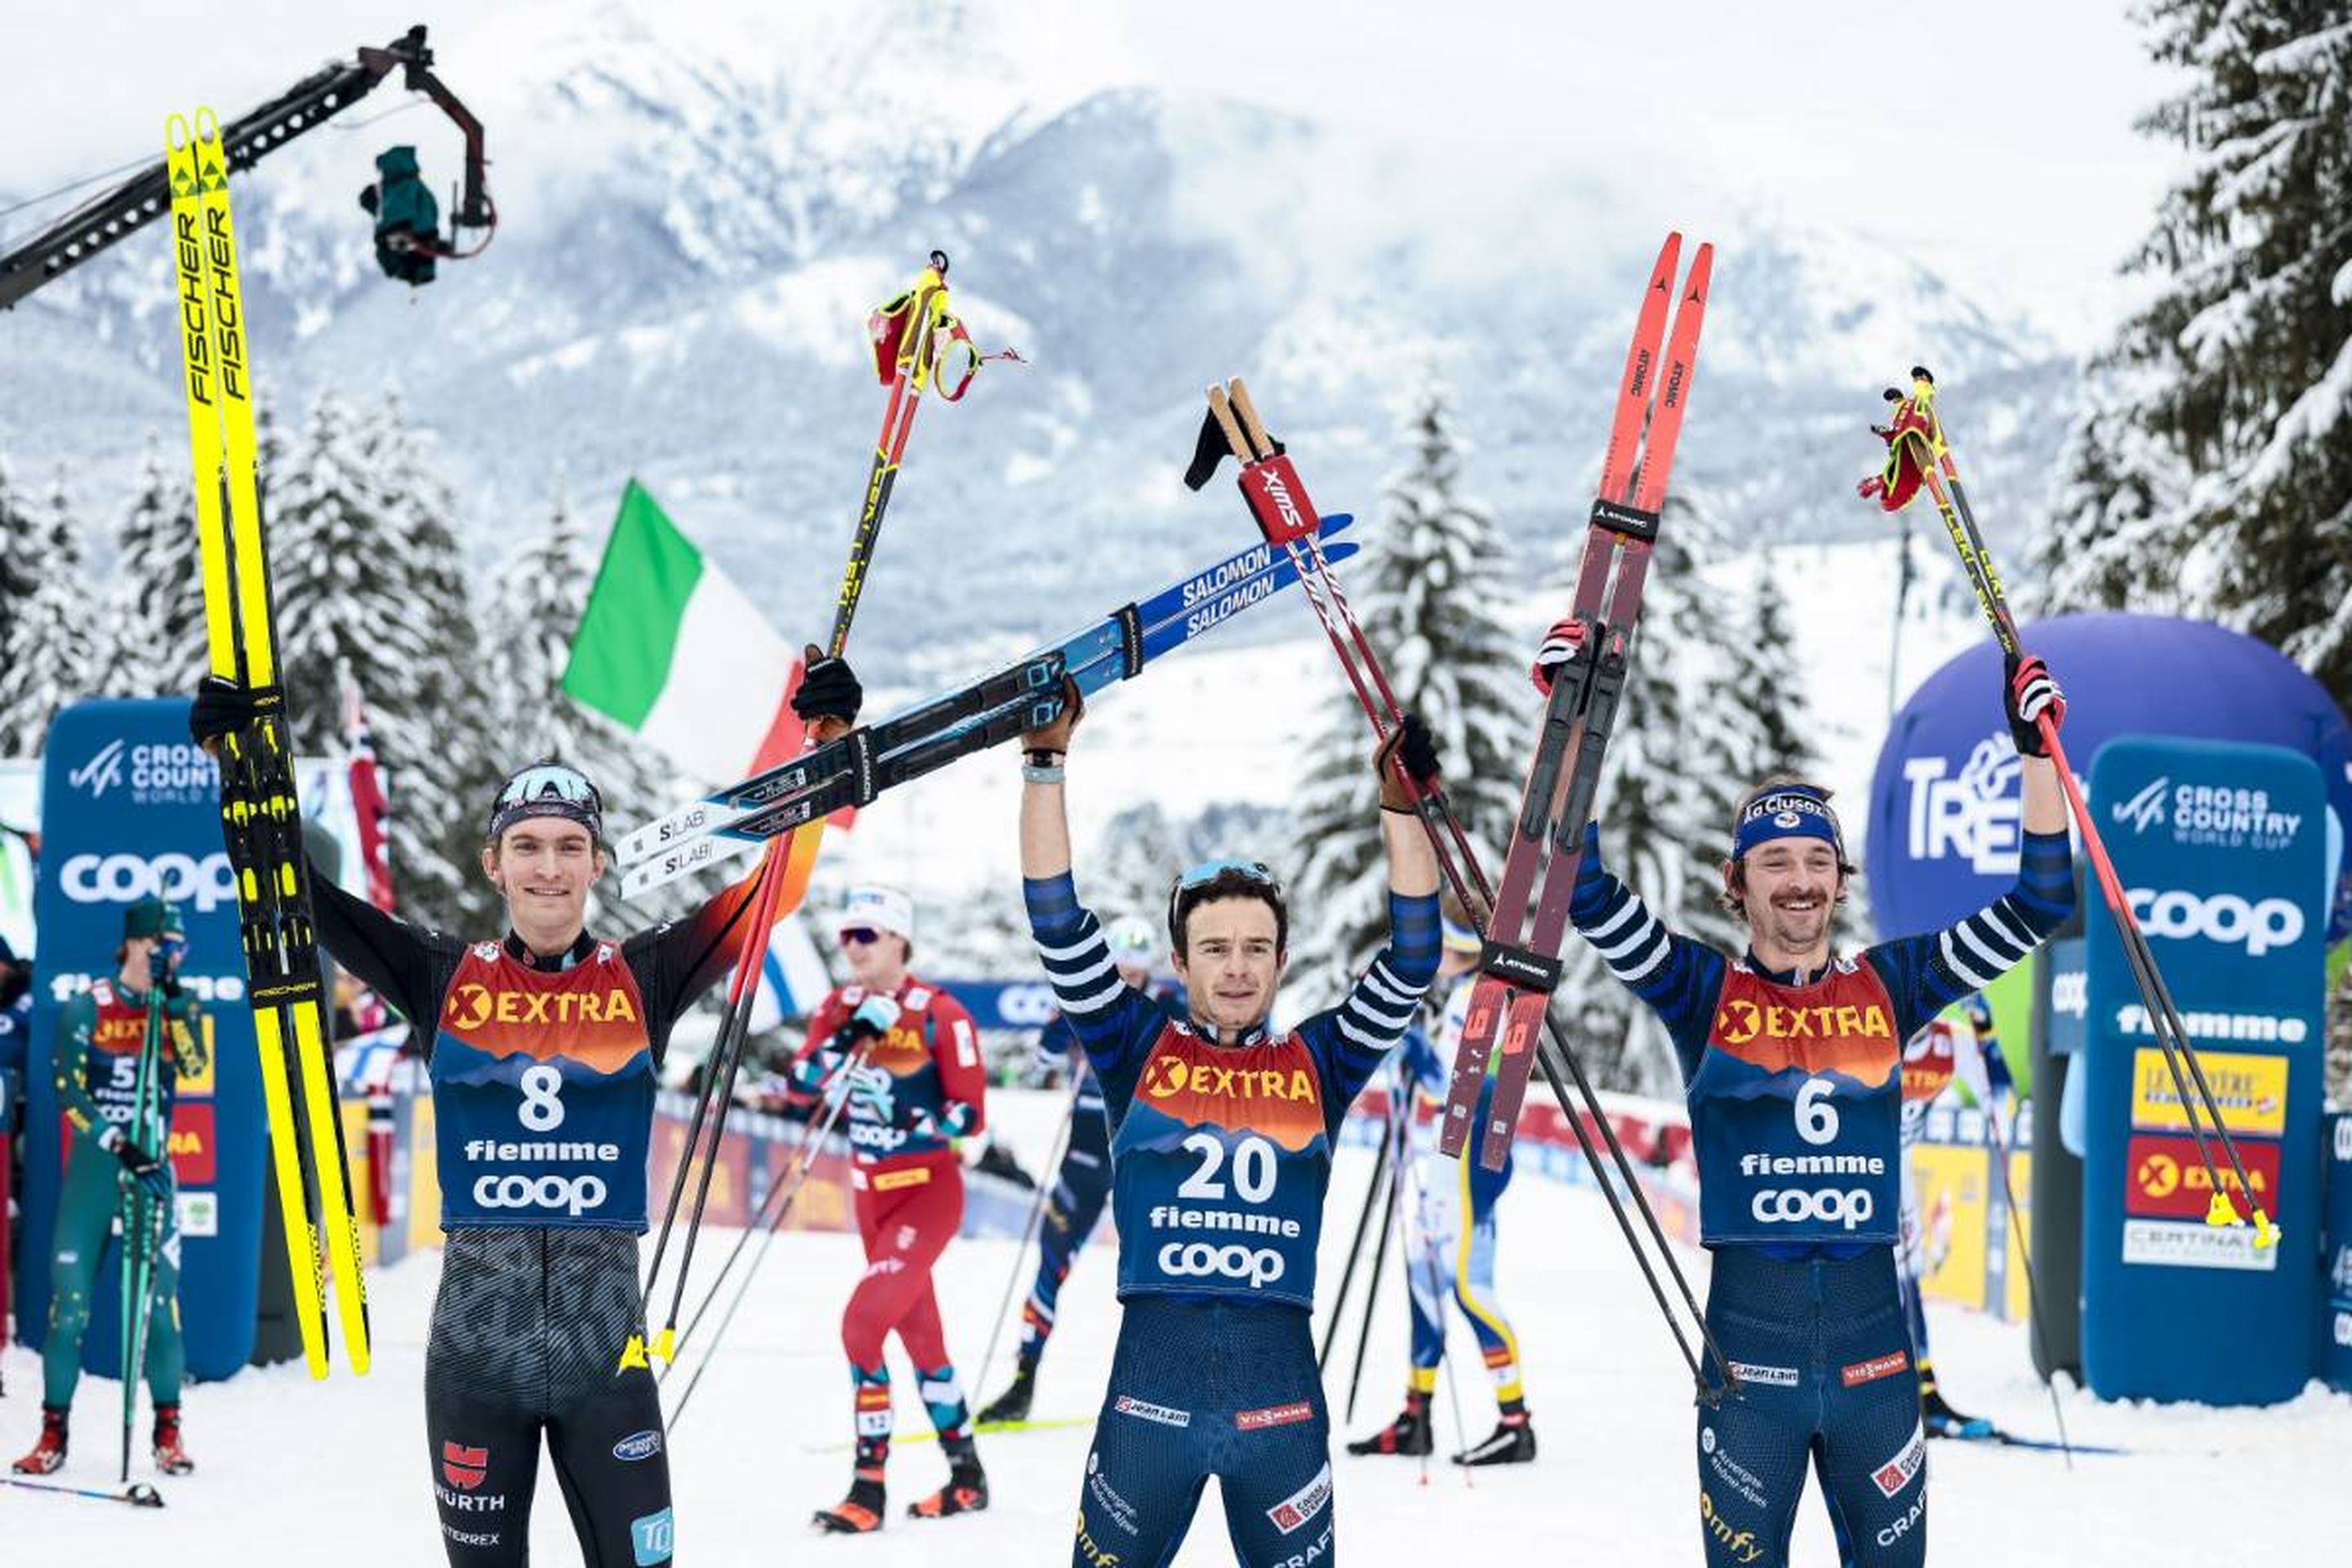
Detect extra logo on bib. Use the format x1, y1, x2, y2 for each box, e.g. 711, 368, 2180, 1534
432, 943, 657, 1232
1111, 1029, 1333, 1309
1689, 963, 1904, 1247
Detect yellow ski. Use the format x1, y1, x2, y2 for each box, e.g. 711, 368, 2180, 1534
168, 108, 372, 1376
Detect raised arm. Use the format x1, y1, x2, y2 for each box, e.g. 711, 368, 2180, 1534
1018, 682, 1162, 1089
1313, 719, 1449, 1103
1567, 824, 1728, 1084
1865, 657, 2074, 1039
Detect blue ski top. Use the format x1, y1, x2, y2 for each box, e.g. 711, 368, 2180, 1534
1025, 871, 1439, 1309
1568, 825, 2072, 1251
1034, 981, 1182, 1120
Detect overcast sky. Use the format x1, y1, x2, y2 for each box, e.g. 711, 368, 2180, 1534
2, 1, 2182, 346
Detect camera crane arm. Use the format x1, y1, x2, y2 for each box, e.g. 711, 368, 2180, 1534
1, 24, 489, 311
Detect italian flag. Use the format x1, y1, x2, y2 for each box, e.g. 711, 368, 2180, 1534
562, 480, 810, 783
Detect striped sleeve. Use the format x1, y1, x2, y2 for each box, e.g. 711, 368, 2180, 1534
1312, 889, 1441, 1109
1024, 872, 1165, 1097
1568, 831, 1726, 1084
1866, 828, 2075, 1040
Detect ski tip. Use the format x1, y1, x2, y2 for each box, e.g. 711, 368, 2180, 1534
1650, 233, 1683, 287
165, 113, 193, 148
1682, 243, 1714, 301
194, 105, 223, 141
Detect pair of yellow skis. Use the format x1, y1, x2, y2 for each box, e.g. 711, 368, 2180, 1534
164, 109, 370, 1377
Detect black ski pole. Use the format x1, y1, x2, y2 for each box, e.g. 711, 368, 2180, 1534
1318, 1130, 1393, 1374
1344, 1107, 1404, 1424
972, 1075, 1082, 1405
119, 992, 166, 1484
1984, 1102, 2074, 1466
665, 1044, 873, 1428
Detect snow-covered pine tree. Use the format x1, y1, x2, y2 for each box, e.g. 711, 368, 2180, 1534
483, 486, 592, 764
270, 388, 490, 930
100, 436, 207, 698
2037, 2, 2352, 706
0, 454, 41, 663
1089, 800, 1190, 940
1740, 553, 1816, 782
0, 472, 100, 755
1289, 390, 1530, 998
2036, 2, 2351, 1099
2038, 361, 2192, 617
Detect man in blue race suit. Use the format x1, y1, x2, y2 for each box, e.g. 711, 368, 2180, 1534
1018, 684, 1441, 1567
1537, 620, 2074, 1568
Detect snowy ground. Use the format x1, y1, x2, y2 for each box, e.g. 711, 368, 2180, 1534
8, 1089, 2346, 1563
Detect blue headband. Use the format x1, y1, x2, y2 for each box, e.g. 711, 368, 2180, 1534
1733, 788, 1845, 861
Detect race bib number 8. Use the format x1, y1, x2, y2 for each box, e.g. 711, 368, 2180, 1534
519, 1062, 566, 1131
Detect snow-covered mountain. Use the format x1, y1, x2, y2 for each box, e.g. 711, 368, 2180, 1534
0, 0, 2076, 668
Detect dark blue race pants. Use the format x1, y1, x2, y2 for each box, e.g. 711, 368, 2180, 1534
1075, 1298, 1336, 1568
1696, 1248, 1926, 1567
1021, 1106, 1113, 1366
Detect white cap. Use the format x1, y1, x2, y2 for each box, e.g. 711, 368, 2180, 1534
838, 885, 915, 942
1105, 915, 1156, 964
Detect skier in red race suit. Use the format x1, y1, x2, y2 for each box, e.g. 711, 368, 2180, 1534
794, 885, 990, 1534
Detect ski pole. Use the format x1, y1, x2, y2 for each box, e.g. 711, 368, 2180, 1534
829, 251, 990, 656
636, 253, 1018, 1366
1317, 1125, 1393, 1374
666, 1041, 876, 1429
2, 1475, 166, 1508
1983, 1099, 2074, 1466
971, 1072, 1084, 1404
648, 841, 799, 1361
119, 990, 167, 1484
1344, 1102, 1404, 1424
624, 836, 795, 1369
1189, 365, 1740, 1405
660, 1036, 874, 1374
1869, 368, 2277, 1248
1381, 1065, 1472, 1488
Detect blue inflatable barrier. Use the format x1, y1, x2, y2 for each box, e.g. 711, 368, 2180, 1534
1867, 613, 2352, 946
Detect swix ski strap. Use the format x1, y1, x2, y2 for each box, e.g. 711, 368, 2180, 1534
1183, 397, 1321, 542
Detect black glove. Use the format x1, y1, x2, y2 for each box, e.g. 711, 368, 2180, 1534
152, 938, 186, 999
1375, 712, 1443, 812
2003, 653, 2065, 758
792, 646, 863, 731
1022, 675, 1083, 756
104, 1127, 172, 1200
189, 675, 260, 749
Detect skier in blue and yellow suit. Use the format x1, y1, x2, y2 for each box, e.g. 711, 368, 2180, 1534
1349, 914, 1535, 1467
1539, 619, 2074, 1568
1019, 685, 1441, 1568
